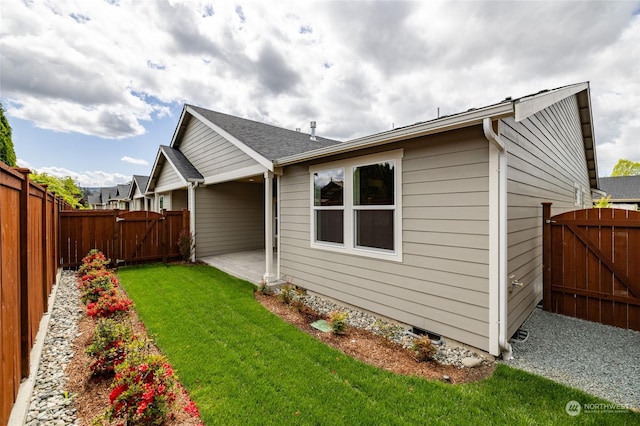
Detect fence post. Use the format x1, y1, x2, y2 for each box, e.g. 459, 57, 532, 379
542, 202, 552, 312
17, 168, 31, 378
41, 185, 49, 312
113, 209, 120, 266
162, 209, 168, 263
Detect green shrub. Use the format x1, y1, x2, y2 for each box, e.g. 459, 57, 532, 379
86, 290, 133, 319
278, 284, 295, 305
78, 270, 117, 304
105, 354, 178, 425
177, 230, 195, 262
328, 311, 349, 335
86, 318, 133, 375
412, 335, 435, 362
78, 249, 110, 276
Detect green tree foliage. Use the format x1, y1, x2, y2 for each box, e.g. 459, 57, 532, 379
611, 158, 640, 176
30, 171, 85, 208
0, 102, 17, 167
594, 196, 612, 208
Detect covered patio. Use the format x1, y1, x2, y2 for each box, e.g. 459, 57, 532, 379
200, 249, 278, 285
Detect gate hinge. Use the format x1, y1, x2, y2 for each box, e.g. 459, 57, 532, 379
545, 219, 556, 224
115, 259, 125, 264
116, 217, 125, 222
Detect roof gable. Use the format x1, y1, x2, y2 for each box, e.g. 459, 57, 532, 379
275, 82, 598, 188
146, 145, 204, 193
170, 105, 342, 167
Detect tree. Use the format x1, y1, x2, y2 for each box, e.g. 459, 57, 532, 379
594, 196, 612, 208
0, 102, 17, 166
29, 171, 85, 208
611, 159, 640, 176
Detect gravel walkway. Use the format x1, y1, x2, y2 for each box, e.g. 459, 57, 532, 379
504, 307, 640, 410
25, 271, 81, 426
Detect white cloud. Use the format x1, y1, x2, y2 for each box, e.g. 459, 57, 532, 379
35, 166, 130, 187
1, 0, 640, 178
121, 156, 149, 166
16, 158, 31, 168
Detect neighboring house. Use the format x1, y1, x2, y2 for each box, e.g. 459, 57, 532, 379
86, 184, 131, 210
127, 175, 151, 211
146, 82, 598, 358
597, 176, 640, 210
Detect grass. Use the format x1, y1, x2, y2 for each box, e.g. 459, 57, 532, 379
117, 263, 639, 425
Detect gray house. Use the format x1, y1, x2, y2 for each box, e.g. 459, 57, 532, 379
147, 82, 598, 358
127, 175, 151, 211
598, 175, 640, 210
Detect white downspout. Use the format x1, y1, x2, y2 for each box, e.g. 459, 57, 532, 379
483, 117, 513, 360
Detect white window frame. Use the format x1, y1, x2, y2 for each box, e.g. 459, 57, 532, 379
574, 183, 583, 207
309, 149, 403, 262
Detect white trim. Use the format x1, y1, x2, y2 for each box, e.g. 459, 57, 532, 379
277, 104, 513, 166
186, 106, 274, 172
188, 182, 197, 262
263, 171, 276, 282
488, 141, 501, 357
276, 175, 281, 280
514, 82, 588, 122
203, 164, 267, 185
309, 149, 403, 262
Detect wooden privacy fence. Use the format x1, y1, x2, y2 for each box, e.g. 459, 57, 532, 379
59, 209, 189, 268
542, 203, 640, 331
0, 164, 66, 425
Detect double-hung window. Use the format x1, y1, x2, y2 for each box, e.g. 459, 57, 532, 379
310, 150, 403, 261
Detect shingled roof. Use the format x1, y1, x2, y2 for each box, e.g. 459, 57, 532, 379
160, 145, 204, 181
599, 176, 640, 201
177, 105, 342, 161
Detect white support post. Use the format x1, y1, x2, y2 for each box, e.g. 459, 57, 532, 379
263, 171, 276, 282
188, 182, 197, 262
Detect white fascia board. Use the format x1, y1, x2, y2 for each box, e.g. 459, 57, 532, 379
169, 105, 190, 148
275, 103, 514, 166
514, 82, 588, 122
203, 164, 267, 186
145, 147, 165, 193
186, 106, 274, 172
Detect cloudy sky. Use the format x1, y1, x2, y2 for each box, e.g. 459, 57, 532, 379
1, 0, 639, 187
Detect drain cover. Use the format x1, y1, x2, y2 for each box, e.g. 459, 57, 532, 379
511, 329, 529, 343
310, 320, 332, 332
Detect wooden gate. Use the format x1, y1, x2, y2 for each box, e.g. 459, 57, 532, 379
542, 203, 640, 331
59, 209, 189, 268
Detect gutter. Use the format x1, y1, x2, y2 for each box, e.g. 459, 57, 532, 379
483, 117, 513, 360
275, 103, 513, 167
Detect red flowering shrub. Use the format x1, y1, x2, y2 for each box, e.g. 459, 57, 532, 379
86, 318, 134, 375
107, 355, 177, 425
77, 249, 110, 276
78, 270, 118, 304
86, 290, 133, 319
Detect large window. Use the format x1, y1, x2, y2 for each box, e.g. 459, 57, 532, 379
310, 150, 403, 260
313, 168, 344, 244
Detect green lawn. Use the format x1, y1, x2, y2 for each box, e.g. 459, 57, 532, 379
117, 264, 639, 425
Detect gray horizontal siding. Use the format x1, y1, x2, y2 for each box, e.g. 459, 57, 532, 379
280, 127, 492, 351
156, 162, 182, 188
503, 94, 592, 336
195, 182, 264, 257
180, 118, 260, 178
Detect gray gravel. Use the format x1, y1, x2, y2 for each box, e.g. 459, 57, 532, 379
504, 307, 640, 410
276, 287, 492, 368
26, 270, 82, 426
